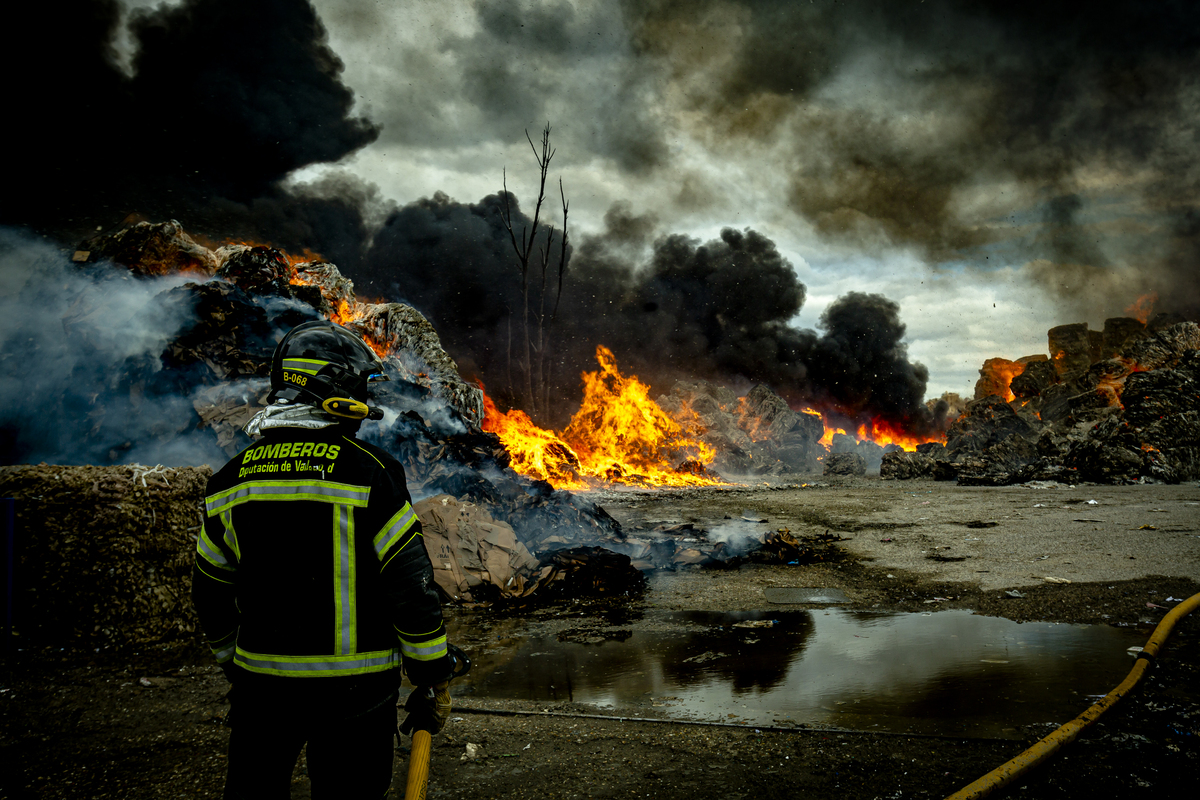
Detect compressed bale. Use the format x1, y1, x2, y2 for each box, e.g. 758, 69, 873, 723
880, 451, 935, 480
0, 464, 211, 648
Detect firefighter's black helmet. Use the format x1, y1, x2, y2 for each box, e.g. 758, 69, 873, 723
268, 321, 389, 420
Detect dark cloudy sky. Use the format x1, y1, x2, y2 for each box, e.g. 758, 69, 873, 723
302, 0, 1200, 395
30, 0, 1200, 400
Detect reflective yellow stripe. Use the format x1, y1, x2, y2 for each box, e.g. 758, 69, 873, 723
196, 528, 234, 571
399, 633, 448, 662
373, 503, 419, 560
281, 358, 328, 375
234, 647, 399, 676
221, 511, 240, 561
206, 480, 370, 516
208, 628, 238, 664
333, 504, 358, 655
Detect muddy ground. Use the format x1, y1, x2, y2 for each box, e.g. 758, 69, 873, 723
2, 477, 1199, 799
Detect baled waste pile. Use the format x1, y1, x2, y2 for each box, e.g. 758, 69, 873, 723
68, 221, 621, 545
880, 318, 1200, 484
11, 219, 812, 627
657, 381, 825, 476
0, 464, 210, 648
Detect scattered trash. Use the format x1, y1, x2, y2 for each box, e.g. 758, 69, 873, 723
523, 743, 531, 751
880, 537, 894, 542
1085, 500, 1099, 505
733, 619, 778, 628
1166, 596, 1185, 602
1044, 577, 1072, 584
1128, 646, 1145, 657
138, 677, 152, 687
1005, 590, 1026, 599
741, 510, 768, 523
1032, 503, 1047, 508
461, 743, 482, 762
1137, 525, 1157, 530
966, 521, 999, 528
1146, 602, 1169, 609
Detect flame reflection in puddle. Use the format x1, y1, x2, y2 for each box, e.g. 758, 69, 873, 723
456, 609, 1147, 739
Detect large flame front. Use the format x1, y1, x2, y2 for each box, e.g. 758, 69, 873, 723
483, 346, 722, 489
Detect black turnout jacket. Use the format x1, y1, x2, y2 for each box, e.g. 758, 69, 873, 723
193, 425, 450, 688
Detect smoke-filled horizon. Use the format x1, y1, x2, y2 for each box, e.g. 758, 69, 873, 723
6, 0, 1199, 415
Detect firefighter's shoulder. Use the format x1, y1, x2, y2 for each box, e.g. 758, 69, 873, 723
336, 434, 403, 473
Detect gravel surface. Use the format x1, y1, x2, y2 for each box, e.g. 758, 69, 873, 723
2, 477, 1198, 799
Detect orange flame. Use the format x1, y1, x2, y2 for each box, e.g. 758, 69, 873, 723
993, 361, 1026, 403
482, 390, 589, 490
1126, 292, 1158, 324
482, 346, 723, 489
855, 418, 941, 451
802, 406, 942, 452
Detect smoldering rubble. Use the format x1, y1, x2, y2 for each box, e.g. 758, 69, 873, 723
1, 221, 844, 648
879, 317, 1200, 485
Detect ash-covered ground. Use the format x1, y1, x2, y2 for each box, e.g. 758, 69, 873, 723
1, 478, 1198, 799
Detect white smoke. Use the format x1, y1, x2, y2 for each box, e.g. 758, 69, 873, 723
0, 227, 229, 466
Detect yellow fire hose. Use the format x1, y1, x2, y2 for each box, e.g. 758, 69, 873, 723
404, 729, 432, 800
402, 644, 470, 800
944, 590, 1200, 800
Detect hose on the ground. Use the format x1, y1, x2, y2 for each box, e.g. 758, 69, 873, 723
943, 590, 1200, 800
453, 705, 1009, 741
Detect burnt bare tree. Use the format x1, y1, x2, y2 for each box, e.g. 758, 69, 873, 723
500, 123, 570, 418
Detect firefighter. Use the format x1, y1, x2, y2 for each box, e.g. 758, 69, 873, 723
193, 320, 452, 798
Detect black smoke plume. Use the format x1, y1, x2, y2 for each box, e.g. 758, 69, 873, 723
353, 199, 937, 432
6, 0, 377, 250
2, 0, 940, 447
619, 0, 1200, 319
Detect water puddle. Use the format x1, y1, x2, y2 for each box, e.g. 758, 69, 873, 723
456, 609, 1147, 739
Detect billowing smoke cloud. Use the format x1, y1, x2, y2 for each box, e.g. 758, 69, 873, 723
6, 0, 378, 250
352, 196, 937, 431
617, 0, 1200, 319
15, 0, 1137, 452
0, 229, 245, 466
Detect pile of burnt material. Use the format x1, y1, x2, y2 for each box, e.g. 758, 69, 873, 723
656, 381, 824, 476
61, 221, 621, 552
882, 318, 1200, 484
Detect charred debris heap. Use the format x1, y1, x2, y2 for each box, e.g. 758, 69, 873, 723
4, 220, 828, 629
68, 221, 623, 550
882, 318, 1200, 485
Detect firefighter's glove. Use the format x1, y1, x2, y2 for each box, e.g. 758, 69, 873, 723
399, 682, 452, 736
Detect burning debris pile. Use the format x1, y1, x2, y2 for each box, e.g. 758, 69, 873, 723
482, 347, 726, 490
882, 317, 1200, 485
656, 381, 825, 476
7, 220, 652, 606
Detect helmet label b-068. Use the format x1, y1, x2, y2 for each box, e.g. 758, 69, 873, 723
282, 371, 308, 387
